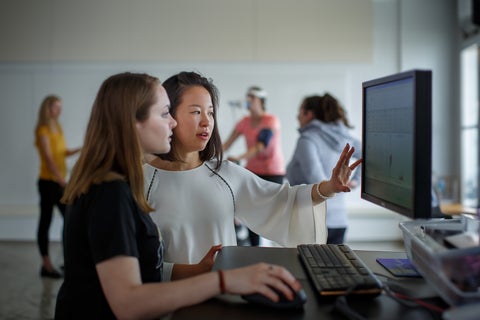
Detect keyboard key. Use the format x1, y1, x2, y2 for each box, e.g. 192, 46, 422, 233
298, 244, 382, 297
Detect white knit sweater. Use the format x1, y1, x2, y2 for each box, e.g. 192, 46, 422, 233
144, 160, 326, 280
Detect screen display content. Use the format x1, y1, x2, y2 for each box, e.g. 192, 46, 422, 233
361, 70, 432, 219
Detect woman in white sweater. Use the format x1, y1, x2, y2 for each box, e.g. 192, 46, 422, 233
144, 71, 361, 280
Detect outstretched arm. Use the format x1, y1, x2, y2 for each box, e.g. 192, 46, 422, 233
66, 147, 82, 157
227, 141, 264, 163
226, 127, 273, 163
222, 129, 241, 151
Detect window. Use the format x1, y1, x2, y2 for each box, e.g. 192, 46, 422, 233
460, 44, 480, 207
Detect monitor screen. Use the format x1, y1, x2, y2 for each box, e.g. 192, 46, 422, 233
361, 70, 432, 219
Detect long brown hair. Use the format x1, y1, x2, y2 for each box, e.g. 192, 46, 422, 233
34, 95, 62, 142
62, 72, 159, 213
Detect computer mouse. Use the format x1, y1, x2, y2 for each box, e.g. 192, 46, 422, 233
241, 286, 307, 309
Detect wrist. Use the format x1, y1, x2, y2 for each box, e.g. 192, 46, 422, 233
218, 269, 226, 294
198, 261, 212, 274
315, 181, 335, 200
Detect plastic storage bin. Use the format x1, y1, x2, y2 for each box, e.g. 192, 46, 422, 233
399, 216, 480, 306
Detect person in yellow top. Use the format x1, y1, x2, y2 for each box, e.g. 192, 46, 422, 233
34, 95, 80, 278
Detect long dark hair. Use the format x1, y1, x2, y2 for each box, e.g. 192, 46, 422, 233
160, 71, 223, 170
302, 93, 353, 128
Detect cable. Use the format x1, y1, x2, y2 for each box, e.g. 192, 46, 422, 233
332, 275, 447, 319
332, 285, 369, 320
382, 282, 446, 316
334, 295, 368, 320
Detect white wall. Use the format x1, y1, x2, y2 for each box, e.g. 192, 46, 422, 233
0, 0, 459, 242
0, 0, 373, 62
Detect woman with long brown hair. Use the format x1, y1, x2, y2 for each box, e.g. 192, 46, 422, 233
55, 72, 303, 319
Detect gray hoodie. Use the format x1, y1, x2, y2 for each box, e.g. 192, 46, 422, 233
286, 119, 362, 228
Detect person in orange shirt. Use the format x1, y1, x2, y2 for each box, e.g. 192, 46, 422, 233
34, 95, 80, 278
223, 86, 285, 245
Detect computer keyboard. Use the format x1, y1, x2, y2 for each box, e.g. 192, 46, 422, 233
297, 244, 383, 297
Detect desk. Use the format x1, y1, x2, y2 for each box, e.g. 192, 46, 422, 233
170, 246, 448, 320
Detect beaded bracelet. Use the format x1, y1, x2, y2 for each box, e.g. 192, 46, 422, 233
218, 269, 226, 294
315, 181, 335, 200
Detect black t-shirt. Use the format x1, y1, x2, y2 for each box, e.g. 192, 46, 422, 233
55, 180, 163, 319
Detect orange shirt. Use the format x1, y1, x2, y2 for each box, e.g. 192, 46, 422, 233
235, 114, 285, 175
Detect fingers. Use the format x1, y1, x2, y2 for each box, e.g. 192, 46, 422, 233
341, 143, 357, 164
337, 143, 350, 164
349, 158, 362, 170
260, 264, 301, 301
210, 244, 223, 252
200, 245, 223, 266
337, 143, 353, 165
327, 144, 361, 194
345, 145, 355, 161
336, 143, 361, 170
204, 245, 222, 258
228, 263, 302, 301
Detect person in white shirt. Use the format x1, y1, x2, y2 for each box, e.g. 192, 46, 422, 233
56, 72, 303, 319
145, 71, 361, 280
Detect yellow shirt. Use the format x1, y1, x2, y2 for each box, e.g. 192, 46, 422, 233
35, 125, 67, 181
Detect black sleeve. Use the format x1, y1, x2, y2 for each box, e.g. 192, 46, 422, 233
87, 182, 140, 264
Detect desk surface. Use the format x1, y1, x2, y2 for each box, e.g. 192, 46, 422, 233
170, 246, 447, 320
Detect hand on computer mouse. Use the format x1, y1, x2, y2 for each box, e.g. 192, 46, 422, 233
220, 262, 302, 302
241, 286, 307, 309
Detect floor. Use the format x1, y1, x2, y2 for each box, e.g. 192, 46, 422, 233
0, 239, 404, 320
0, 241, 63, 320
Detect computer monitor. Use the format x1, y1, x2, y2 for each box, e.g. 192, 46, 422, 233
361, 69, 432, 220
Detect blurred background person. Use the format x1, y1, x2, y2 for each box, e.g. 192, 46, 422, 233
286, 93, 361, 244
223, 86, 285, 246
34, 95, 80, 278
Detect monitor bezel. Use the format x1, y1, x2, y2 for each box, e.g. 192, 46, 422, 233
361, 69, 432, 220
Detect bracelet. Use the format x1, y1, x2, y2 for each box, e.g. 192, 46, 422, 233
315, 181, 335, 200
218, 269, 226, 294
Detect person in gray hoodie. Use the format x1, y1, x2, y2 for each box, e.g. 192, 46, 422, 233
286, 93, 362, 244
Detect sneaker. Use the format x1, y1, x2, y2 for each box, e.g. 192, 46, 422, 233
40, 266, 62, 279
